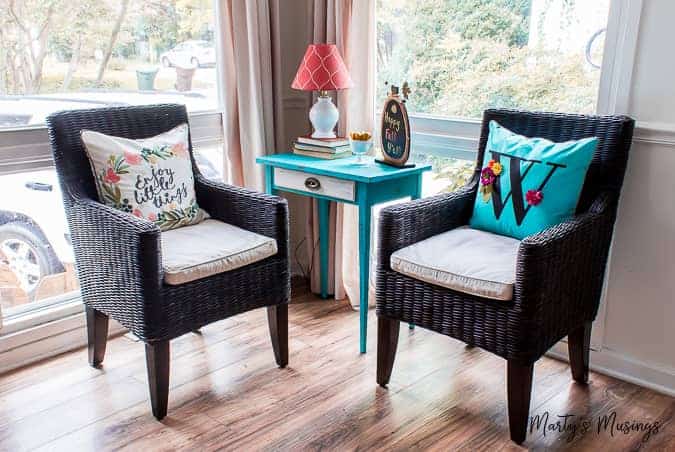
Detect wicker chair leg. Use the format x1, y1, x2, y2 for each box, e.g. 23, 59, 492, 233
145, 340, 170, 420
86, 306, 108, 368
267, 305, 288, 368
507, 361, 534, 444
377, 316, 400, 387
568, 321, 592, 384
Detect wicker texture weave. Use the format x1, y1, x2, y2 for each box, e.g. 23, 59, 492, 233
376, 109, 634, 365
47, 104, 290, 342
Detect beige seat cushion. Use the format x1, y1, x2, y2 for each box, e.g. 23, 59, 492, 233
390, 226, 520, 301
161, 219, 277, 285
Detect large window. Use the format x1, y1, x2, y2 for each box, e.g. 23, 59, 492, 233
0, 0, 222, 321
377, 0, 612, 193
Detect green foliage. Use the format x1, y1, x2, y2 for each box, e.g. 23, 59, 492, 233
377, 0, 603, 118
132, 2, 179, 53
447, 0, 531, 47
431, 157, 475, 192
40, 75, 121, 93
141, 145, 174, 163
176, 0, 214, 42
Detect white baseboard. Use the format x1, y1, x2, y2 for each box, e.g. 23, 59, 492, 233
547, 343, 675, 398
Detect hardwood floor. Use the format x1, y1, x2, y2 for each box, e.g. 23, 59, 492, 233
0, 294, 673, 451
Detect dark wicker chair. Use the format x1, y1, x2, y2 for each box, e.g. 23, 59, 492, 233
375, 109, 634, 443
46, 104, 290, 420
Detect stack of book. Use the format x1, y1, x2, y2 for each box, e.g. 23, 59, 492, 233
292, 135, 351, 159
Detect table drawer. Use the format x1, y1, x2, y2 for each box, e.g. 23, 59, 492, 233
274, 168, 355, 202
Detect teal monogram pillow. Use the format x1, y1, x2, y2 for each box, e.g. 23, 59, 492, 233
469, 121, 597, 240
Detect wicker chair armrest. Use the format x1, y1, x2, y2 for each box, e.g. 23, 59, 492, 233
71, 196, 162, 236
68, 197, 163, 321
194, 175, 289, 246
377, 183, 476, 269
515, 192, 615, 327
519, 191, 613, 250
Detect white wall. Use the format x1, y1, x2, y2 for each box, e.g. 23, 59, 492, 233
593, 0, 675, 393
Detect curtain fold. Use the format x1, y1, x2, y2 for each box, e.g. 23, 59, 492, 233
306, 0, 376, 308
217, 0, 283, 190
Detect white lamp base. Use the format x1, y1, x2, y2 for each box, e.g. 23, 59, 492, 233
309, 95, 339, 138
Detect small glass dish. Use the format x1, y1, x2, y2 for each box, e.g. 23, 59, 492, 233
349, 138, 373, 165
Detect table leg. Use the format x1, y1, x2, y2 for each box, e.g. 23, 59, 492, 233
358, 200, 371, 354
318, 199, 330, 299
264, 165, 273, 194
413, 172, 423, 200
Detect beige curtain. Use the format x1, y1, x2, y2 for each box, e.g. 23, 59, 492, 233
217, 0, 284, 190
306, 0, 376, 308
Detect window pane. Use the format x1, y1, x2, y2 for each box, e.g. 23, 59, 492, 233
377, 0, 610, 118
0, 170, 77, 315
411, 153, 474, 196
0, 0, 217, 129
193, 142, 224, 182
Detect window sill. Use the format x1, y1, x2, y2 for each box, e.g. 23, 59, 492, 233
0, 108, 222, 133
0, 110, 224, 175
406, 114, 671, 157
408, 114, 481, 160
0, 296, 126, 374
1, 295, 84, 336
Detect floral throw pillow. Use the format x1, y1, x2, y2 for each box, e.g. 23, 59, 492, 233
81, 124, 208, 231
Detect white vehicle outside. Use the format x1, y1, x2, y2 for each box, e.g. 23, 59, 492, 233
160, 40, 216, 68
0, 170, 72, 300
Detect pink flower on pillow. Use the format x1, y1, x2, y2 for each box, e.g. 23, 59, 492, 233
103, 167, 120, 184
171, 142, 188, 158
132, 209, 143, 218
124, 151, 142, 165
481, 167, 496, 186
526, 189, 544, 206
147, 213, 157, 221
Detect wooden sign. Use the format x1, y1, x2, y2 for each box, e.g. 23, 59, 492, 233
378, 88, 413, 168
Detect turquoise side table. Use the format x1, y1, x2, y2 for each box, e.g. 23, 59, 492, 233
257, 153, 431, 353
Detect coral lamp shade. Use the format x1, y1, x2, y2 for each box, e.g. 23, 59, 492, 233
291, 44, 353, 91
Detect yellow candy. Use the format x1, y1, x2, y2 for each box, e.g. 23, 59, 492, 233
350, 131, 371, 141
